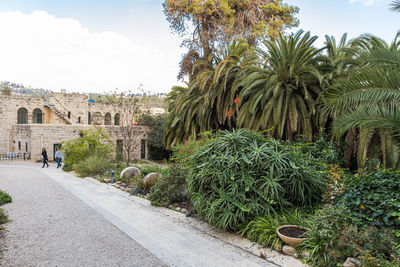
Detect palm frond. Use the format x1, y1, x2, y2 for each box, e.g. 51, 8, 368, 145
332, 102, 400, 137
324, 68, 400, 114
390, 0, 400, 12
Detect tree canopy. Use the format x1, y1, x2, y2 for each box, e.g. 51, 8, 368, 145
164, 0, 299, 78
1, 86, 11, 96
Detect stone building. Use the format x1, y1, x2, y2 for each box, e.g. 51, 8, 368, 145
0, 92, 148, 161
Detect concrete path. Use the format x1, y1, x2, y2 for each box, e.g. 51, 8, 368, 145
0, 164, 165, 267
0, 163, 305, 267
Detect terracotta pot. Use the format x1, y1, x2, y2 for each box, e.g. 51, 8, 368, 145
276, 225, 309, 247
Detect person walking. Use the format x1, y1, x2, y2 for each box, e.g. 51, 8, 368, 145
41, 147, 49, 168
55, 147, 63, 168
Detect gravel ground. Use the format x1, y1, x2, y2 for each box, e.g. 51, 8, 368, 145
0, 166, 166, 267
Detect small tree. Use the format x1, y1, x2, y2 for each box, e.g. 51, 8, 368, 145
107, 104, 143, 166
1, 86, 11, 95
94, 92, 145, 167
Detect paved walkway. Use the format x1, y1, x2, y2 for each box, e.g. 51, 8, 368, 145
0, 164, 165, 267
0, 163, 305, 267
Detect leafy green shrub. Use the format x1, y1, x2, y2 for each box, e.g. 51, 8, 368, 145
0, 208, 8, 224
302, 205, 354, 266
62, 164, 72, 172
187, 129, 331, 231
149, 164, 187, 206
292, 136, 339, 164
341, 226, 399, 265
170, 131, 213, 164
62, 129, 112, 170
337, 169, 400, 228
0, 190, 11, 205
303, 205, 400, 266
240, 209, 309, 248
74, 156, 111, 177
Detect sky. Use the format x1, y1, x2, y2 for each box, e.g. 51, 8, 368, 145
0, 0, 397, 94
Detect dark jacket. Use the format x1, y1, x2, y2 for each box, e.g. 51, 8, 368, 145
41, 150, 48, 160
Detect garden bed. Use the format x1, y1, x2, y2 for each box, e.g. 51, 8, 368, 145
62, 128, 400, 266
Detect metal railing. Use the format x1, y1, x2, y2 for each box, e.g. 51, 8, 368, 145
0, 152, 31, 160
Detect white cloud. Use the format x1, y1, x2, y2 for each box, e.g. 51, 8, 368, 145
349, 0, 387, 6
0, 10, 182, 93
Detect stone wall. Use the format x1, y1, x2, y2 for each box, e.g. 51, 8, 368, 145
0, 93, 148, 158
49, 93, 89, 125
12, 125, 31, 154
0, 95, 44, 154
10, 124, 148, 161
105, 125, 148, 160
88, 103, 137, 126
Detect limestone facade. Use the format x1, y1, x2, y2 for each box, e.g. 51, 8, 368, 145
0, 93, 147, 161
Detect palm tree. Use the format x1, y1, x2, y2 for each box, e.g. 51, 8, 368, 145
235, 31, 323, 141
163, 85, 199, 149
320, 34, 361, 83
197, 40, 256, 129
324, 34, 400, 168
317, 34, 360, 129
164, 40, 254, 148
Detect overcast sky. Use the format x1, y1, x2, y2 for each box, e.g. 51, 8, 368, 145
0, 0, 397, 94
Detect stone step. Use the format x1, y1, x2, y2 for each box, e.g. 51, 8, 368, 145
43, 103, 72, 124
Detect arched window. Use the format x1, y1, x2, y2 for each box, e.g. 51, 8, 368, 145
105, 113, 111, 125
32, 108, 43, 124
88, 112, 91, 125
92, 112, 102, 125
114, 113, 120, 126
17, 108, 28, 124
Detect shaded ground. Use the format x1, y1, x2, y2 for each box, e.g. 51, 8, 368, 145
0, 165, 165, 267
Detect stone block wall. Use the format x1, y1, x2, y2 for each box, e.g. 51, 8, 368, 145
49, 93, 89, 125
0, 95, 44, 154
0, 93, 149, 159
88, 103, 136, 126
10, 124, 148, 162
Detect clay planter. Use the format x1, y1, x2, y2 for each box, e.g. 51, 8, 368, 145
276, 225, 309, 247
